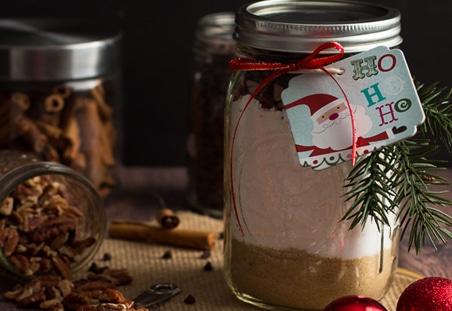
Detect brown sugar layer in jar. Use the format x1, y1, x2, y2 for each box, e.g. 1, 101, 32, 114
228, 238, 396, 310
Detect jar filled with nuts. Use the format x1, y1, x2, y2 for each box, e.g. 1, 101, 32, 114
0, 19, 122, 198
187, 12, 236, 217
0, 150, 105, 280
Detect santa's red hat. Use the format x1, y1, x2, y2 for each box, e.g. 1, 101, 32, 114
284, 93, 344, 119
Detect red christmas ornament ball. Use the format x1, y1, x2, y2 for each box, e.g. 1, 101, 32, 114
323, 295, 388, 311
397, 277, 452, 311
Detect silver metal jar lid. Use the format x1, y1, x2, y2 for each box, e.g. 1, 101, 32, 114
234, 0, 402, 53
194, 12, 236, 56
0, 19, 122, 81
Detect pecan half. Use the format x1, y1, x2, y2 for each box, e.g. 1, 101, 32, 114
31, 216, 77, 243
0, 197, 13, 215
9, 253, 34, 276
51, 255, 72, 281
40, 299, 64, 311
63, 292, 91, 310
0, 227, 19, 256
98, 288, 129, 304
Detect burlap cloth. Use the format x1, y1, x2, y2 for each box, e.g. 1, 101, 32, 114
96, 211, 420, 311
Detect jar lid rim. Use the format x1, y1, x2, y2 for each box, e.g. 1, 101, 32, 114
235, 0, 402, 53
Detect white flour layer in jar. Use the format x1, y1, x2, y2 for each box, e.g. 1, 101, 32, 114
229, 95, 397, 260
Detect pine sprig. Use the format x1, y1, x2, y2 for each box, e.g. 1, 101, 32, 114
343, 145, 399, 230
395, 139, 452, 254
343, 82, 452, 254
416, 81, 452, 151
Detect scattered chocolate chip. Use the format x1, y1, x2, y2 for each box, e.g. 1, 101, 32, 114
184, 294, 196, 304
162, 250, 172, 259
203, 261, 213, 271
88, 262, 107, 274
102, 253, 112, 261
200, 250, 211, 259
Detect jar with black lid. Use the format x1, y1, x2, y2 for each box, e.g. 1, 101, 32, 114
187, 12, 236, 217
0, 150, 105, 280
224, 1, 402, 310
0, 19, 122, 198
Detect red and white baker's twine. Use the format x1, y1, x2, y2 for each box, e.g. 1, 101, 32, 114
228, 42, 356, 236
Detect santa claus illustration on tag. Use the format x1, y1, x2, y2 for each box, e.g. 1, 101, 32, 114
281, 46, 425, 170
284, 91, 406, 169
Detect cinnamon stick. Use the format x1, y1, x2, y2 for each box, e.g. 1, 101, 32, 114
0, 114, 27, 148
108, 220, 217, 250
62, 114, 82, 164
90, 83, 113, 121
52, 85, 71, 99
0, 93, 30, 127
18, 116, 48, 154
75, 97, 107, 189
42, 93, 65, 126
155, 208, 180, 229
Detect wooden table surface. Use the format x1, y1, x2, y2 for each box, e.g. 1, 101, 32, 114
1, 165, 451, 310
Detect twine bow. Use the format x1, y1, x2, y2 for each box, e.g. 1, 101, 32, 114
229, 42, 356, 236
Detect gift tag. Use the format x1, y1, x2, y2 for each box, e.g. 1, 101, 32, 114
281, 46, 425, 170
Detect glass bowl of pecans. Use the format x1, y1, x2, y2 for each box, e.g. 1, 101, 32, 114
0, 151, 106, 280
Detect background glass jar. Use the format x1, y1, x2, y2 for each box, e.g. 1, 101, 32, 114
224, 1, 402, 310
0, 150, 105, 280
0, 19, 122, 198
187, 12, 236, 217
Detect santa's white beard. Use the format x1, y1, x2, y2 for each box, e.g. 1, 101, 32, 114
311, 105, 372, 150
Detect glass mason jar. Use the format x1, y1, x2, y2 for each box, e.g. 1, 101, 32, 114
187, 12, 236, 217
224, 1, 402, 310
0, 150, 105, 280
0, 19, 122, 198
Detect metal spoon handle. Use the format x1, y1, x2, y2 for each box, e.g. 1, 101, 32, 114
133, 283, 181, 307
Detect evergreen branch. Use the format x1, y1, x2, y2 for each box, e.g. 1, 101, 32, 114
342, 145, 399, 231
343, 82, 452, 254
416, 81, 452, 151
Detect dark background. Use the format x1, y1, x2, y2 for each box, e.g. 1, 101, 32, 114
2, 0, 451, 166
